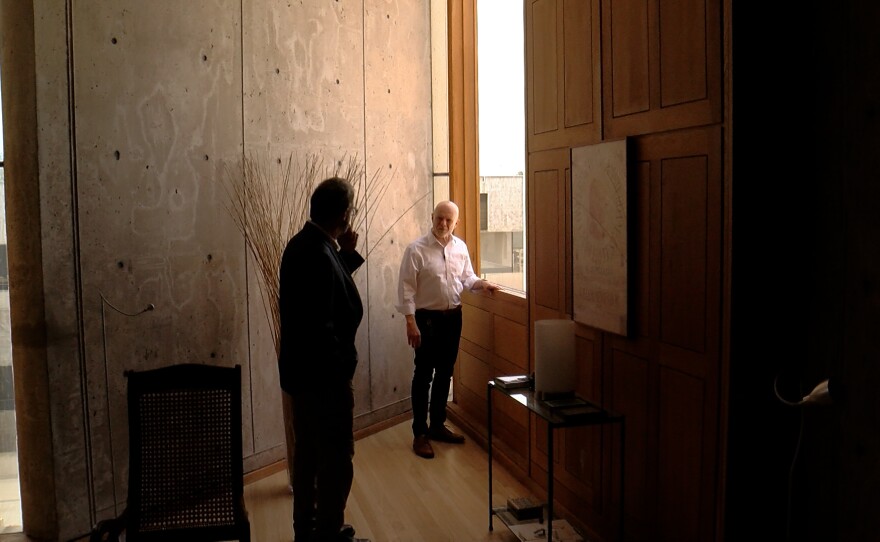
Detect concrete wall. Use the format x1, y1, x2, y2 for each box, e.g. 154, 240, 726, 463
2, 1, 433, 538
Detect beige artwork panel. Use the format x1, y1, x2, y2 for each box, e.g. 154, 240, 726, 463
571, 139, 628, 336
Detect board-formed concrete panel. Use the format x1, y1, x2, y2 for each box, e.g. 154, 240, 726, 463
69, 0, 245, 523
363, 0, 434, 417
11, 1, 433, 537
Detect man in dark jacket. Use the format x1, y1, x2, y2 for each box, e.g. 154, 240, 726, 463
278, 177, 369, 542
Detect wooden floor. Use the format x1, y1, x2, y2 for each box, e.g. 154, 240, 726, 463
3, 419, 533, 542
245, 419, 530, 542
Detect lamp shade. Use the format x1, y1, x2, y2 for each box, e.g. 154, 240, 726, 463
534, 319, 577, 395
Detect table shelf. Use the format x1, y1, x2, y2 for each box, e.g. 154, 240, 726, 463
487, 380, 625, 542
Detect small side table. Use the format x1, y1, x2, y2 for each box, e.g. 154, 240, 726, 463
487, 380, 625, 541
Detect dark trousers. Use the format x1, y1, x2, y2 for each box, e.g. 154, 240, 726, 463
411, 307, 463, 437
290, 382, 355, 542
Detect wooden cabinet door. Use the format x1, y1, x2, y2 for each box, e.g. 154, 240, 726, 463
601, 0, 722, 138
527, 0, 603, 151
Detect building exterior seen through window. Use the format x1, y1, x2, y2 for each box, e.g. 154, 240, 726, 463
476, 0, 526, 292
0, 79, 23, 534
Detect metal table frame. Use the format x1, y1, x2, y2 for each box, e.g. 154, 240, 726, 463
487, 380, 625, 542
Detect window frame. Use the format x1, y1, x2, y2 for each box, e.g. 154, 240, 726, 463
444, 0, 526, 300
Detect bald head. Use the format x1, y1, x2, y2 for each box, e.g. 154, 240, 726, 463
431, 200, 459, 242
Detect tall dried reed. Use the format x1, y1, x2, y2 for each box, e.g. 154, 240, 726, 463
223, 151, 427, 355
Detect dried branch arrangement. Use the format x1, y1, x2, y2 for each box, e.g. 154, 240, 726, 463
223, 151, 428, 354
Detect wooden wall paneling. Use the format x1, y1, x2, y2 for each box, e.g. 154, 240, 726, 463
658, 0, 708, 108
526, 139, 568, 493
528, 148, 569, 314
554, 329, 604, 506
459, 331, 490, 363
659, 155, 709, 353
457, 302, 493, 426
490, 313, 531, 462
462, 302, 494, 351
491, 367, 530, 430
528, 331, 611, 537
634, 160, 653, 338
564, 159, 573, 317
562, 0, 598, 131
527, 0, 602, 152
603, 0, 650, 118
531, 169, 560, 310
491, 388, 531, 464
462, 288, 528, 325
527, 0, 559, 137
609, 344, 653, 541
602, 0, 722, 138
561, 424, 602, 509
455, 347, 491, 421
482, 333, 530, 464
493, 314, 529, 372
575, 328, 603, 402
657, 368, 706, 542
529, 416, 556, 486
641, 126, 722, 377
618, 125, 722, 540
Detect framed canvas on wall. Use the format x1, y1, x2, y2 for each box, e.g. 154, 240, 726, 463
571, 138, 630, 336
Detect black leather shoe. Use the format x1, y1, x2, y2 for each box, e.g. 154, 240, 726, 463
413, 435, 435, 458
310, 530, 370, 542
428, 424, 465, 444
337, 525, 370, 542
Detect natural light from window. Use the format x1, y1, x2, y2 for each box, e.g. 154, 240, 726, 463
0, 79, 22, 534
476, 0, 526, 293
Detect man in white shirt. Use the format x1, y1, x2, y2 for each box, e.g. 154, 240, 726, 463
397, 200, 498, 459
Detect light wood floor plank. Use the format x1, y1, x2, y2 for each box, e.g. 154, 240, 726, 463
244, 419, 531, 542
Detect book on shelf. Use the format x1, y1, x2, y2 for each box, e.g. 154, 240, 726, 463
494, 375, 532, 389
506, 496, 543, 521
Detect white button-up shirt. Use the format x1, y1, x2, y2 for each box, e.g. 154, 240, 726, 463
396, 232, 480, 315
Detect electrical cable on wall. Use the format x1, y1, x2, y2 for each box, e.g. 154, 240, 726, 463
99, 292, 155, 518
773, 374, 837, 542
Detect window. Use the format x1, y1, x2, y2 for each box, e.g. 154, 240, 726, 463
433, 0, 526, 294
430, 0, 451, 204
475, 0, 526, 292
0, 81, 22, 533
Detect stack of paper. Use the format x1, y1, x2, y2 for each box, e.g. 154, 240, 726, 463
494, 375, 531, 389
507, 519, 585, 542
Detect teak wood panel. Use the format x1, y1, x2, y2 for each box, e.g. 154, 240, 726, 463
493, 314, 529, 371
527, 321, 613, 533
605, 125, 722, 541
659, 155, 709, 354
454, 289, 529, 470
609, 347, 651, 538
462, 302, 493, 351
657, 368, 706, 542
641, 126, 722, 382
522, 125, 722, 541
556, 331, 609, 524
455, 347, 490, 421
527, 0, 602, 151
528, 148, 570, 314
633, 160, 652, 338
602, 0, 722, 138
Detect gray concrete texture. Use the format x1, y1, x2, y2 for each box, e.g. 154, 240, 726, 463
25, 1, 432, 538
